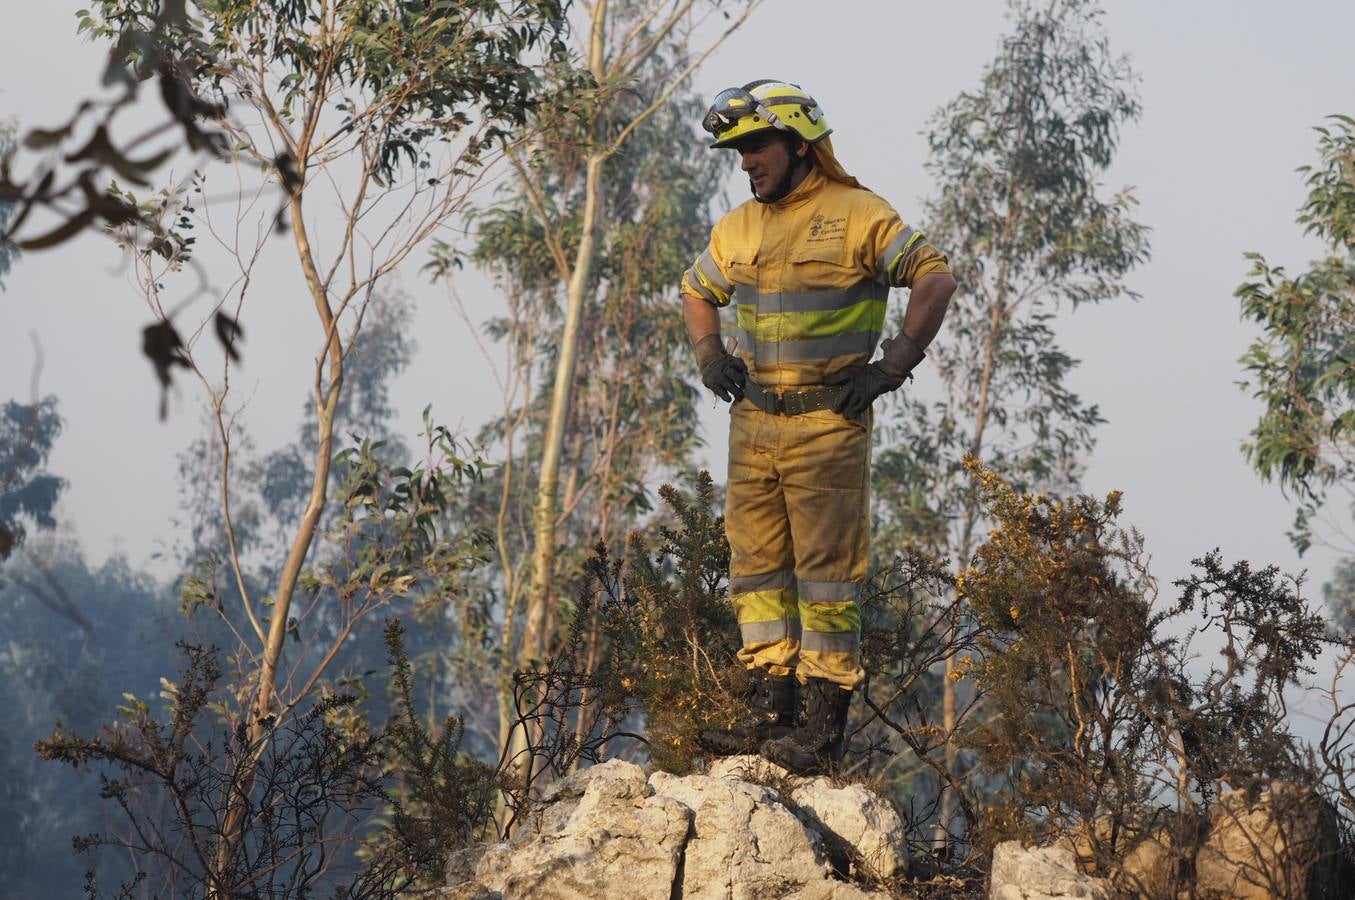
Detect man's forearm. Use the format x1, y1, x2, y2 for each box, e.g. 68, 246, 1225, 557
899, 272, 957, 349
683, 293, 723, 345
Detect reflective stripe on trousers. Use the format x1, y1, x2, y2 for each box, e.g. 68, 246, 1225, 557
726, 400, 869, 689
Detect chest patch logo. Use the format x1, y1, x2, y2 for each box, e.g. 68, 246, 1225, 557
808, 214, 847, 243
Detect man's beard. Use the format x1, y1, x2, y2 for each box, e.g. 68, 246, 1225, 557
751, 160, 807, 204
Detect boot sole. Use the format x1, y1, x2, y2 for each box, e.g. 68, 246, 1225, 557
697, 724, 795, 757
758, 737, 845, 775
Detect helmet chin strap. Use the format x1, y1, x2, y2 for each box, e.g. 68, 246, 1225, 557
751, 154, 812, 204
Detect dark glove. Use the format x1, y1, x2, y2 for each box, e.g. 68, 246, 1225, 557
824, 334, 927, 418
694, 334, 747, 403
825, 363, 904, 418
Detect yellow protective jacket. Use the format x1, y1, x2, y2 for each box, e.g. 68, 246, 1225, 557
682, 167, 950, 390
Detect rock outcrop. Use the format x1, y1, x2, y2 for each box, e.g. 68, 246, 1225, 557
706, 756, 910, 882
444, 757, 907, 899
445, 764, 1349, 900
988, 842, 1111, 900
1051, 819, 1175, 896
1194, 782, 1346, 900
990, 780, 1350, 900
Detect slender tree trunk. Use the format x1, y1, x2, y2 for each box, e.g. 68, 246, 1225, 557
496, 0, 758, 812
211, 191, 343, 891
520, 0, 608, 665
522, 153, 602, 650
504, 151, 604, 800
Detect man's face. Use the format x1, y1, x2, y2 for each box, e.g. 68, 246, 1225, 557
733, 131, 807, 202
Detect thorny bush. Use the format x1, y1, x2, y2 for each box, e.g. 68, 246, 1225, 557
956, 458, 1350, 891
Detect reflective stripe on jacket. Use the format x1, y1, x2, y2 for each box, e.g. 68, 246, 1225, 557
681, 168, 949, 389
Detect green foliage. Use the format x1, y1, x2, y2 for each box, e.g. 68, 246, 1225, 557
874, 0, 1151, 562
321, 411, 494, 617
82, 0, 566, 176
3, 1, 226, 254
466, 73, 723, 567
449, 17, 733, 737
492, 472, 736, 811
0, 397, 65, 564
181, 414, 495, 722
1236, 115, 1355, 562
170, 288, 491, 738
72, 0, 561, 180
865, 0, 1150, 851
176, 289, 413, 568
370, 619, 497, 890
4, 0, 570, 397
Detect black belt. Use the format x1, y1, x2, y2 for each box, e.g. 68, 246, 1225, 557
743, 379, 845, 416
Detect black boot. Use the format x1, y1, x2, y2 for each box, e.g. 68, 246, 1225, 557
759, 677, 851, 775
697, 668, 797, 756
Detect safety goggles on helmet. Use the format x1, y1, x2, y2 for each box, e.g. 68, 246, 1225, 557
702, 87, 784, 140
701, 81, 831, 149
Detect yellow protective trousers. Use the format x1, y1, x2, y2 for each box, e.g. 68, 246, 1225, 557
726, 400, 869, 689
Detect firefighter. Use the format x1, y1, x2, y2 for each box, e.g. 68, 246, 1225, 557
681, 80, 956, 775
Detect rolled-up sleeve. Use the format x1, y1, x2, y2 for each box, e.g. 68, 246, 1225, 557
681, 239, 735, 307
872, 211, 950, 289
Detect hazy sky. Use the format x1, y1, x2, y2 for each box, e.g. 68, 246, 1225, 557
3, 0, 1353, 620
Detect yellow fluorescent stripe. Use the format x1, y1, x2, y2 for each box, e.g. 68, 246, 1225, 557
887, 231, 928, 282
800, 600, 862, 633
737, 303, 756, 331
732, 588, 799, 624
750, 300, 887, 342
693, 265, 729, 305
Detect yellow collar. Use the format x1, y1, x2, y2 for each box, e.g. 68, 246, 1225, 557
769, 167, 828, 211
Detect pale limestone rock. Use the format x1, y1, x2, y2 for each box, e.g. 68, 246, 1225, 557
1193, 782, 1345, 900
471, 759, 691, 900
988, 842, 1112, 900
790, 778, 909, 881
706, 755, 909, 881
442, 757, 908, 899
650, 770, 830, 900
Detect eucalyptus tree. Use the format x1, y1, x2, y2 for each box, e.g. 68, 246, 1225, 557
1235, 115, 1355, 621
461, 36, 737, 769
510, 0, 760, 676
74, 0, 569, 886
450, 0, 755, 778
870, 0, 1150, 843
